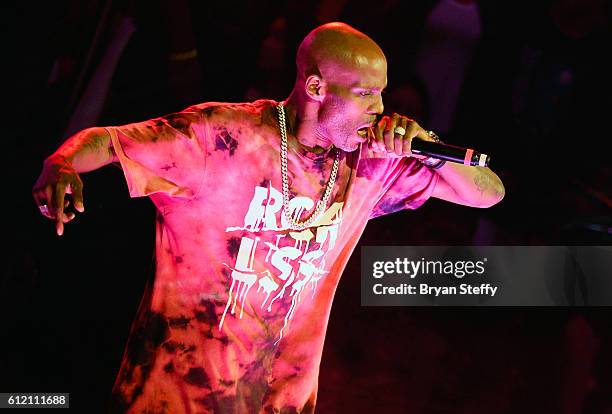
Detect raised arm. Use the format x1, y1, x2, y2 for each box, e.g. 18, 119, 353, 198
32, 127, 116, 236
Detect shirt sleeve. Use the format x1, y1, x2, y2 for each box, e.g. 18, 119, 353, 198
367, 157, 440, 219
105, 106, 208, 198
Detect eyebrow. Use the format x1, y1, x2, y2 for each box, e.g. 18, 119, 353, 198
353, 84, 388, 92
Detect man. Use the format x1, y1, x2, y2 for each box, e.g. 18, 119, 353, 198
33, 22, 503, 414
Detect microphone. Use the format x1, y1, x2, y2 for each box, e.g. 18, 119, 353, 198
411, 138, 490, 167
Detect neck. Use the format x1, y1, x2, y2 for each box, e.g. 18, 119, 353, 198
283, 91, 333, 154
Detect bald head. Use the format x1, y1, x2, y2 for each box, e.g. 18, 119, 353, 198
285, 22, 387, 153
295, 22, 386, 85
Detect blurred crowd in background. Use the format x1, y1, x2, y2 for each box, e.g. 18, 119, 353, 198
4, 1, 612, 413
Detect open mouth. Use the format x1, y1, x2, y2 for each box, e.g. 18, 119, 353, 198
357, 126, 372, 139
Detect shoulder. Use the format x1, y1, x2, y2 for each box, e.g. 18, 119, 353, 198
185, 99, 277, 128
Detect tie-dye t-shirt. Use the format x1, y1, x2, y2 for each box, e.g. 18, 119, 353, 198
105, 99, 438, 414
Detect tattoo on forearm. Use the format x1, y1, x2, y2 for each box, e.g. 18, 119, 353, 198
78, 130, 107, 153
473, 170, 491, 196
61, 129, 110, 162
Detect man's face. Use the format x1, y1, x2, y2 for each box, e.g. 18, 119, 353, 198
316, 54, 387, 152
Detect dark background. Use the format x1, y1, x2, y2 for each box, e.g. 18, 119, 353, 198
4, 0, 612, 412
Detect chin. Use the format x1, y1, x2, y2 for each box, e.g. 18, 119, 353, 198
334, 136, 363, 152
337, 143, 360, 153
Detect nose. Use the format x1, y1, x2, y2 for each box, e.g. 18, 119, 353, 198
367, 94, 384, 115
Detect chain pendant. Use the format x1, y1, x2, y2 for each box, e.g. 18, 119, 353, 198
277, 102, 340, 231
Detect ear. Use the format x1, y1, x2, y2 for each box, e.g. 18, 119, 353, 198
304, 75, 326, 102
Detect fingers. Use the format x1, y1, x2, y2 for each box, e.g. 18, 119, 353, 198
402, 120, 420, 158
383, 113, 400, 154
395, 116, 408, 157
370, 113, 424, 158
33, 181, 82, 236
52, 183, 67, 236
32, 159, 85, 236
70, 178, 85, 212
370, 117, 387, 153
61, 199, 76, 223
63, 211, 76, 223
370, 114, 403, 155
33, 191, 52, 219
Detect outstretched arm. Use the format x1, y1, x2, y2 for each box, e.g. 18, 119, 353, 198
32, 127, 116, 236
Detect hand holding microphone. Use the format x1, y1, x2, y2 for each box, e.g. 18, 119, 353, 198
366, 114, 490, 167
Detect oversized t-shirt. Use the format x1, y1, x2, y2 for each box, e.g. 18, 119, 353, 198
105, 99, 438, 414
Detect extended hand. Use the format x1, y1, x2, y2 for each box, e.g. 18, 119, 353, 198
32, 154, 85, 236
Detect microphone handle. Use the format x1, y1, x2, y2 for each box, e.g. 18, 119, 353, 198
411, 139, 490, 167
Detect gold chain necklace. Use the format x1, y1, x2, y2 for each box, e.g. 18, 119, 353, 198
277, 102, 340, 231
